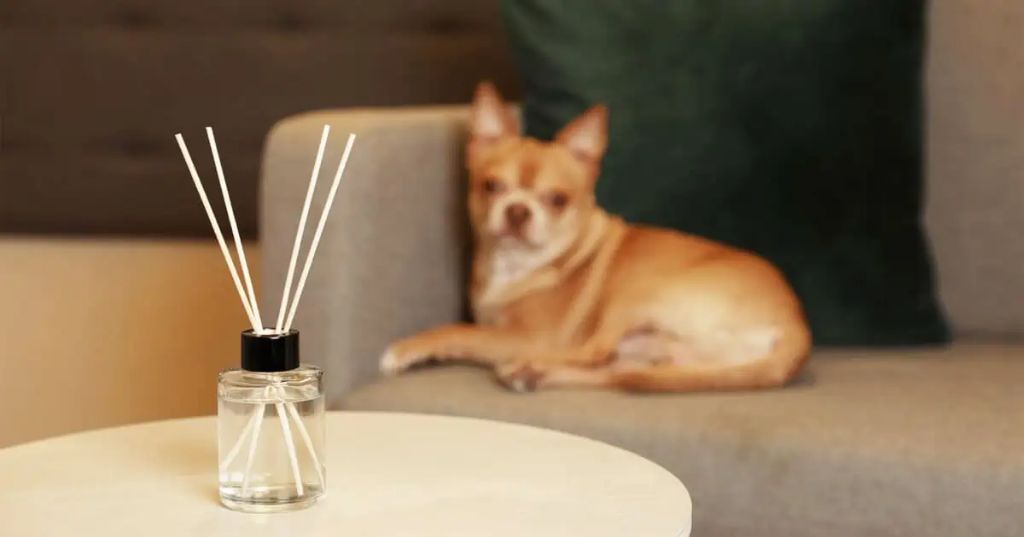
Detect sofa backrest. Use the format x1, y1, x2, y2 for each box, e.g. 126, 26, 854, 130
925, 1, 1024, 338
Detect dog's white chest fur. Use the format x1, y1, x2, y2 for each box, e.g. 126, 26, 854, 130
473, 239, 572, 324
489, 250, 545, 289
477, 249, 550, 307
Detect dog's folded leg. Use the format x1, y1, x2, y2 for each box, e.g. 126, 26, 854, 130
561, 323, 630, 368
494, 338, 621, 391
380, 323, 536, 375
497, 362, 616, 392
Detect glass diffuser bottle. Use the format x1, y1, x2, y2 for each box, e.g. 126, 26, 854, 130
176, 126, 353, 513
218, 329, 325, 512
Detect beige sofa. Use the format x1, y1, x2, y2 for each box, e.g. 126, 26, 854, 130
259, 6, 1023, 534
260, 108, 1021, 537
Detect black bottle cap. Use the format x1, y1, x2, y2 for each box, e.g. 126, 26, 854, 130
241, 329, 299, 372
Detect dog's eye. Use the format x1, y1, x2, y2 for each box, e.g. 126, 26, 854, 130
546, 192, 569, 209
481, 179, 504, 195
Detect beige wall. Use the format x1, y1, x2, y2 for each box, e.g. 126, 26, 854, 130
0, 238, 260, 447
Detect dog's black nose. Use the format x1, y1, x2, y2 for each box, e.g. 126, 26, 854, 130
505, 203, 532, 229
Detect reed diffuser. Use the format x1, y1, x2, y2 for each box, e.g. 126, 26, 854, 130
175, 125, 355, 512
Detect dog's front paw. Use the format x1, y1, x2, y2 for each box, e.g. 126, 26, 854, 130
379, 339, 433, 376
378, 347, 404, 376
496, 360, 548, 393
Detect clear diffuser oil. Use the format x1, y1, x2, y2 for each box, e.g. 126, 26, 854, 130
217, 330, 325, 512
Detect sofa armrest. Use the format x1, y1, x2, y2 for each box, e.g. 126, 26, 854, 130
260, 106, 470, 404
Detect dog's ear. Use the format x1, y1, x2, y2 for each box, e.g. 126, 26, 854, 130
468, 81, 518, 165
555, 105, 608, 164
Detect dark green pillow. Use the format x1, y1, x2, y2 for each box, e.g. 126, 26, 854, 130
501, 0, 948, 345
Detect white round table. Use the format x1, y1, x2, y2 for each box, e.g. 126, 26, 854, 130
0, 412, 690, 536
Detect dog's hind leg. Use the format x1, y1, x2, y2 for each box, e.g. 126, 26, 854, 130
610, 324, 812, 392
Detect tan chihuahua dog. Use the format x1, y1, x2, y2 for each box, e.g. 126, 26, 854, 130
381, 82, 811, 392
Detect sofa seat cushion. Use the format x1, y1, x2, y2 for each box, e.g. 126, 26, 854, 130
342, 342, 1023, 537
